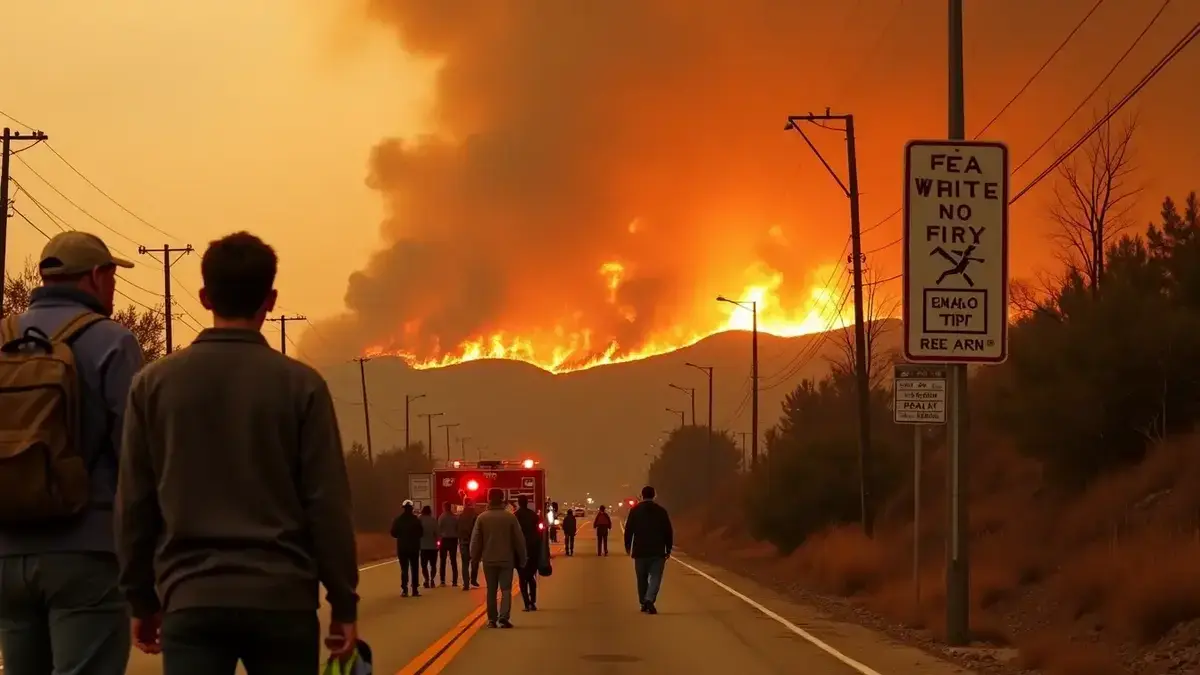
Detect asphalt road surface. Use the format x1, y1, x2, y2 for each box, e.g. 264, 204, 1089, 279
25, 524, 970, 674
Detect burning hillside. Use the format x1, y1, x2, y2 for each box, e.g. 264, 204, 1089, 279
302, 2, 872, 372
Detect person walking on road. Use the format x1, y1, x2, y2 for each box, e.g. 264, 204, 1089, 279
561, 510, 578, 556
390, 500, 423, 597
470, 488, 528, 629
418, 505, 438, 589
594, 505, 613, 556
115, 232, 359, 672
624, 486, 673, 615
514, 495, 542, 612
0, 232, 144, 675
437, 501, 459, 587
456, 497, 481, 591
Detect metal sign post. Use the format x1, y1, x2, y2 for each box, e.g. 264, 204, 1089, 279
893, 364, 948, 609
901, 136, 1009, 644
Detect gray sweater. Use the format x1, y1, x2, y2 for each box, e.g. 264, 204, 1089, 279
437, 512, 459, 539
419, 514, 439, 549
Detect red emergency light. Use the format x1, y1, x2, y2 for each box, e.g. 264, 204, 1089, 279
466, 479, 480, 492
627, 499, 636, 507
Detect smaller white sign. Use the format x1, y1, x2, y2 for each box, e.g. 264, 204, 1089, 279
893, 364, 948, 425
409, 474, 432, 501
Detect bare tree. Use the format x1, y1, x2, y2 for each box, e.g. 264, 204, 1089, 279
1050, 113, 1139, 296
831, 265, 900, 390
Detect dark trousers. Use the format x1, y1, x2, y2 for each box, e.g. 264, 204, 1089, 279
398, 550, 420, 592
0, 552, 130, 675
517, 559, 538, 607
564, 533, 575, 555
458, 542, 479, 588
160, 608, 319, 675
634, 556, 667, 605
597, 529, 609, 555
420, 549, 437, 582
438, 537, 459, 584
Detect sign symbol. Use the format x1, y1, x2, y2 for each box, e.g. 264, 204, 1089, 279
930, 244, 984, 287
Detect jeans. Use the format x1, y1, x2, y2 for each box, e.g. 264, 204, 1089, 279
458, 543, 479, 588
597, 529, 609, 555
482, 565, 514, 622
634, 556, 667, 605
420, 550, 437, 583
0, 552, 130, 675
438, 538, 459, 584
161, 607, 319, 675
563, 534, 575, 555
398, 551, 420, 592
517, 559, 538, 607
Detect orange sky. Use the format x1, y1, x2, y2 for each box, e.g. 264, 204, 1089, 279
3, 0, 1198, 367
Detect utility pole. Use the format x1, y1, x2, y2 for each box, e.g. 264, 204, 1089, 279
784, 111, 873, 537
353, 357, 374, 463
419, 412, 444, 464
138, 244, 195, 354
738, 431, 751, 471
265, 314, 305, 355
1, 127, 49, 311
439, 422, 460, 465
459, 436, 472, 458
404, 394, 426, 452
685, 362, 715, 489
945, 0, 970, 647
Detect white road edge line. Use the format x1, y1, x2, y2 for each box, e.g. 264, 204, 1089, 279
359, 557, 397, 571
673, 553, 885, 675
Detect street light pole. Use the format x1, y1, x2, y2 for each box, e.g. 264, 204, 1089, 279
668, 384, 696, 425
685, 362, 715, 490
666, 408, 684, 428
405, 393, 425, 452
419, 412, 444, 464
716, 297, 759, 467
439, 422, 461, 466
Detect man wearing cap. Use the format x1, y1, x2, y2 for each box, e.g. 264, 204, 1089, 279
0, 232, 145, 674
390, 500, 424, 597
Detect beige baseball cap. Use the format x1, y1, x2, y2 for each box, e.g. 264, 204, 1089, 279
38, 232, 134, 276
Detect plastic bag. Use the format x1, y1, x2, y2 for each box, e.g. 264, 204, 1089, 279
322, 639, 373, 675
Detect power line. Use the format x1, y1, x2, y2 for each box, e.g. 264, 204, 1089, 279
1011, 0, 1175, 176
12, 155, 143, 248
43, 143, 181, 243
973, 0, 1109, 139
829, 0, 908, 104
1012, 17, 1199, 203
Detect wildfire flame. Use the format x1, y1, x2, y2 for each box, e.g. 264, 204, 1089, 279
363, 261, 855, 374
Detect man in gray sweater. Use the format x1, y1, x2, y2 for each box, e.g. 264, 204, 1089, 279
470, 489, 527, 628
436, 502, 460, 587
115, 232, 358, 673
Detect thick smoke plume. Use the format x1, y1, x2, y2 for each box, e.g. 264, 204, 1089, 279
305, 1, 939, 365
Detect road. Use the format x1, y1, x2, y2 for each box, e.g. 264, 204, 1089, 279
124, 524, 968, 674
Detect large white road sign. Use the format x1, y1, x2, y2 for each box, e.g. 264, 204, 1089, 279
903, 140, 1009, 364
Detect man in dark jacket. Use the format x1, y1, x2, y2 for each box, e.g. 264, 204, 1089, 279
593, 506, 613, 556
561, 510, 577, 556
513, 496, 541, 612
390, 500, 424, 597
623, 485, 673, 615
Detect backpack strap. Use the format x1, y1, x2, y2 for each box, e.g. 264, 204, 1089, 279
0, 315, 19, 344
52, 311, 108, 345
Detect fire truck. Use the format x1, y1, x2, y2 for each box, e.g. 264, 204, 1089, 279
407, 459, 547, 517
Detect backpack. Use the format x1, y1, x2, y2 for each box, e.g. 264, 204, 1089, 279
0, 310, 107, 524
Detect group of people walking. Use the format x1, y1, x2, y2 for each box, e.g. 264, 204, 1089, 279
394, 491, 548, 628
0, 231, 363, 674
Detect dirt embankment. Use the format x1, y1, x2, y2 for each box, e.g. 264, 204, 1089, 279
678, 437, 1200, 675
355, 533, 395, 565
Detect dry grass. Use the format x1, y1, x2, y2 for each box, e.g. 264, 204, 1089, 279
676, 433, 1200, 669
1017, 633, 1126, 675
355, 533, 395, 564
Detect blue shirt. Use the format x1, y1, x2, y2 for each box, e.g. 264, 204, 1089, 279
0, 286, 145, 555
